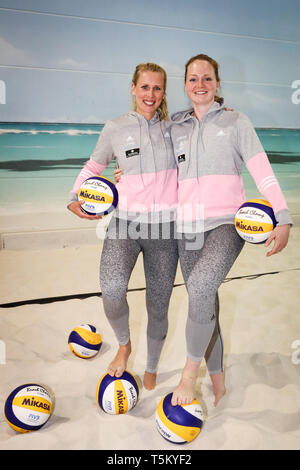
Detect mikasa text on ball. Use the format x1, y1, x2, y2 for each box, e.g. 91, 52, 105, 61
78, 176, 118, 216
156, 393, 204, 444
68, 324, 102, 359
4, 383, 53, 433
96, 371, 139, 415
234, 199, 277, 244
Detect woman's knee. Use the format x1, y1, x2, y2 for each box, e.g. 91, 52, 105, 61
100, 278, 127, 302
187, 283, 218, 324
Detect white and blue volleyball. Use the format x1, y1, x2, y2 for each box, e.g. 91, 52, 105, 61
4, 384, 53, 433
78, 176, 118, 216
68, 324, 102, 359
234, 198, 277, 244
96, 371, 139, 415
156, 393, 204, 444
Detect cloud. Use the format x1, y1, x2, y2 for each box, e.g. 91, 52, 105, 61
0, 37, 32, 64
160, 62, 184, 77
245, 88, 288, 105
54, 57, 89, 70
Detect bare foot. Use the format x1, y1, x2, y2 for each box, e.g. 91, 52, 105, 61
171, 375, 197, 406
210, 371, 226, 406
107, 341, 131, 377
143, 371, 157, 390
171, 357, 200, 406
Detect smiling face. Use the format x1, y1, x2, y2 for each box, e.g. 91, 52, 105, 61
131, 71, 165, 120
185, 59, 220, 109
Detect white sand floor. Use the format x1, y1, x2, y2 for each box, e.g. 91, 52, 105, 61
0, 228, 300, 450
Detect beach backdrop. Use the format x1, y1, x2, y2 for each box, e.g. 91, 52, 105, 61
0, 0, 299, 223
0, 123, 299, 216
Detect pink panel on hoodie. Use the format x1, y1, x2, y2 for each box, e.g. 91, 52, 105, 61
117, 168, 178, 213
246, 152, 288, 213
71, 158, 107, 193
177, 174, 246, 220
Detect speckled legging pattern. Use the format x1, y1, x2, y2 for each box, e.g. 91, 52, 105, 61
100, 218, 178, 373
178, 224, 244, 368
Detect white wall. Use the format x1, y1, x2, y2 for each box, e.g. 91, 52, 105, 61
0, 0, 299, 127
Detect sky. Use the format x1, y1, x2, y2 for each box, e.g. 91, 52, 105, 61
0, 0, 299, 127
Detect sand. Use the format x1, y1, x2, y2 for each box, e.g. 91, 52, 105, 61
0, 219, 300, 451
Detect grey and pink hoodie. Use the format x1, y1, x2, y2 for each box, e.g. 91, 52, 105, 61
170, 100, 293, 233
69, 111, 177, 223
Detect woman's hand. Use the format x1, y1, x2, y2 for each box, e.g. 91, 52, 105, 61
264, 224, 290, 256
114, 164, 123, 183
67, 200, 102, 220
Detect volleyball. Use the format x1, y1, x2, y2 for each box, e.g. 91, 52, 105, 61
68, 324, 102, 359
78, 176, 118, 216
234, 199, 277, 244
155, 393, 204, 444
96, 370, 139, 415
4, 384, 53, 433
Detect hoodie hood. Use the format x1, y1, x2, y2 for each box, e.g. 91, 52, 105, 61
127, 110, 161, 125
171, 98, 225, 123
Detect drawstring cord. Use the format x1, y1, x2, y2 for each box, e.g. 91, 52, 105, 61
138, 117, 146, 188
160, 120, 169, 188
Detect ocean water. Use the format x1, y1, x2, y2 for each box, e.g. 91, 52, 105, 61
0, 123, 299, 215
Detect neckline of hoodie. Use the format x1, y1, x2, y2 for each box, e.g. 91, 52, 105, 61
171, 98, 225, 123
127, 110, 161, 125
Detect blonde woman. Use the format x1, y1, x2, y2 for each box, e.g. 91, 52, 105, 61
68, 63, 178, 390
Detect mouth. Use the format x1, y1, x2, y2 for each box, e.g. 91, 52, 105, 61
143, 100, 156, 106
194, 91, 207, 95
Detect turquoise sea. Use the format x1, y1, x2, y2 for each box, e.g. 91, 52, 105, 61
0, 123, 299, 214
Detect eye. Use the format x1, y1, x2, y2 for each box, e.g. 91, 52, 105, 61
154, 86, 162, 91
204, 77, 212, 81
189, 78, 196, 82
141, 85, 149, 89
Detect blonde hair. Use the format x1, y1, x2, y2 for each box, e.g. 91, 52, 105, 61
131, 62, 169, 120
185, 54, 222, 104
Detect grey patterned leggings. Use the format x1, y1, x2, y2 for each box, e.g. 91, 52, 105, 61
178, 224, 244, 373
100, 217, 178, 373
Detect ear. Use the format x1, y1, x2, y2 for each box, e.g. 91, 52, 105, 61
131, 82, 136, 96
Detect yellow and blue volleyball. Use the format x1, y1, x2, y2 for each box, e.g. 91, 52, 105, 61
68, 323, 102, 359
234, 199, 277, 244
155, 393, 204, 444
96, 370, 139, 415
4, 384, 53, 433
78, 176, 118, 216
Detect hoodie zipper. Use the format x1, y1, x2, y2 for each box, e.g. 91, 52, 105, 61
133, 111, 170, 213
147, 118, 157, 208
